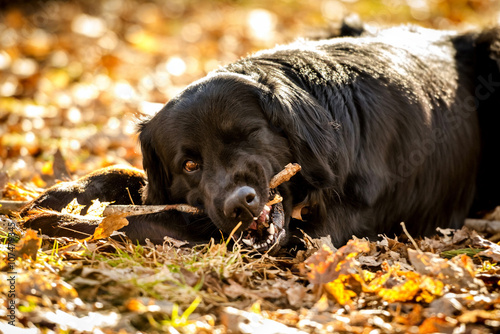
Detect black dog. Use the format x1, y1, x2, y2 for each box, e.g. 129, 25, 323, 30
22, 24, 500, 253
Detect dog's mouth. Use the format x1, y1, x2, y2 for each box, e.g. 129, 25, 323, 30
239, 189, 286, 253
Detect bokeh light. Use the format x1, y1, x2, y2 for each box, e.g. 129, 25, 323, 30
0, 0, 498, 181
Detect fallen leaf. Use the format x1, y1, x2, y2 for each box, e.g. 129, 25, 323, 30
92, 213, 129, 240
457, 309, 500, 324
473, 234, 500, 262
408, 249, 480, 289
418, 316, 456, 334
286, 284, 307, 307
220, 306, 306, 334
62, 198, 85, 215
324, 276, 358, 305
484, 206, 500, 220
305, 238, 370, 285
86, 199, 112, 217
363, 263, 444, 303
15, 229, 41, 260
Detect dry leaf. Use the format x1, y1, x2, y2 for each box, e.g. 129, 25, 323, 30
484, 206, 500, 220
473, 234, 500, 262
61, 198, 85, 215
92, 213, 129, 240
363, 263, 444, 303
15, 229, 41, 260
305, 239, 370, 285
86, 199, 112, 217
418, 316, 456, 334
408, 249, 480, 289
220, 307, 305, 334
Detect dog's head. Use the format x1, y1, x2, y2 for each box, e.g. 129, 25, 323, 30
139, 72, 342, 252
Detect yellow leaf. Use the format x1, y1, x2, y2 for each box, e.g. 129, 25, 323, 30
85, 199, 111, 217
418, 276, 444, 303
61, 198, 85, 215
250, 300, 261, 314
313, 293, 330, 311
324, 276, 357, 306
363, 264, 443, 303
377, 277, 420, 303
41, 160, 53, 175
31, 174, 46, 188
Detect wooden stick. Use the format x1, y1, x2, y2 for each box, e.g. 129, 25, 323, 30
0, 201, 26, 215
103, 163, 302, 217
0, 163, 302, 217
269, 163, 301, 189
102, 204, 200, 216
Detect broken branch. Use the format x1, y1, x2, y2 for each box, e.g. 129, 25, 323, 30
102, 204, 201, 216
0, 200, 27, 215
1, 163, 302, 218
269, 163, 302, 189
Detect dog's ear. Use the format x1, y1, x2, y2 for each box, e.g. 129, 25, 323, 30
138, 121, 171, 204
256, 77, 350, 189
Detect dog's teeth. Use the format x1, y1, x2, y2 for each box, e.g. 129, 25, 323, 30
267, 223, 275, 235
265, 214, 269, 222
264, 205, 271, 212
242, 239, 253, 246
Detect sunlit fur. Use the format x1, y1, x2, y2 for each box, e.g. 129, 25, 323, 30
23, 25, 500, 248
140, 25, 500, 247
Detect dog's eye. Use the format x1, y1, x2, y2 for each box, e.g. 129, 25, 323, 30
183, 160, 200, 173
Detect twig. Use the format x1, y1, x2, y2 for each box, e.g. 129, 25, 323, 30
400, 222, 422, 254
227, 221, 243, 244
103, 204, 200, 216
0, 163, 302, 217
269, 163, 301, 189
0, 201, 27, 215
104, 164, 301, 216
266, 194, 283, 206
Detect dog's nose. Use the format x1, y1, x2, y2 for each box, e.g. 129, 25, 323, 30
223, 186, 260, 221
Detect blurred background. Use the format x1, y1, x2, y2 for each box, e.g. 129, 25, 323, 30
1, 0, 499, 195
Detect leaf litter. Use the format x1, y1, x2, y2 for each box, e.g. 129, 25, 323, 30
1, 0, 500, 333
2, 213, 500, 333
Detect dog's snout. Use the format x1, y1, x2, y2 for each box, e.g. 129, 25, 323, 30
223, 186, 260, 220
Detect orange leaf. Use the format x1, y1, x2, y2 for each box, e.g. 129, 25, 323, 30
419, 316, 455, 334
324, 276, 357, 306
92, 213, 129, 240
364, 264, 443, 303
15, 229, 41, 260
126, 298, 148, 312
305, 239, 370, 285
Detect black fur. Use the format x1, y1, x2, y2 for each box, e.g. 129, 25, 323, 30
22, 25, 500, 248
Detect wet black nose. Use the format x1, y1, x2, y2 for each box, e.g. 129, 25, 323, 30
223, 186, 260, 221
